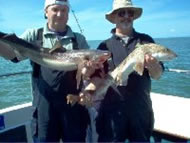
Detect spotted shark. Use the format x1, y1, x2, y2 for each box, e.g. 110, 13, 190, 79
0, 31, 111, 88
67, 43, 177, 107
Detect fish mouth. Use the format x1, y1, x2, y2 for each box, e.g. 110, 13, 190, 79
96, 53, 111, 63
169, 53, 178, 60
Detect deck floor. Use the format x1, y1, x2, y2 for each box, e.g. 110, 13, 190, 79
1, 93, 190, 142
151, 92, 190, 139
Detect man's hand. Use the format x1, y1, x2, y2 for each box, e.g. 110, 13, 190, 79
144, 54, 163, 80
79, 91, 93, 107
82, 60, 104, 80
66, 92, 94, 108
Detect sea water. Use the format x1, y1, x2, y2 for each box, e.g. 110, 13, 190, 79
0, 37, 190, 109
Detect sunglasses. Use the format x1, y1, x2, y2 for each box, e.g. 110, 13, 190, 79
57, 0, 68, 2
117, 9, 134, 18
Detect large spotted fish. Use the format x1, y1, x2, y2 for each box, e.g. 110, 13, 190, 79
0, 31, 111, 88
67, 43, 177, 107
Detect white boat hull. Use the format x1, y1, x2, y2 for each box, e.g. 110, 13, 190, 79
0, 93, 190, 142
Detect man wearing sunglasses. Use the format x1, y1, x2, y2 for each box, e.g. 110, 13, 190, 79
95, 0, 164, 142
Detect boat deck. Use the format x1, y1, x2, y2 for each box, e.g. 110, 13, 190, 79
0, 93, 190, 142
151, 92, 190, 141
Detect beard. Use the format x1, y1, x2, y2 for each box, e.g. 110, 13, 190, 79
116, 19, 133, 30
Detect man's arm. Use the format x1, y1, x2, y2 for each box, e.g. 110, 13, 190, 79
140, 33, 164, 80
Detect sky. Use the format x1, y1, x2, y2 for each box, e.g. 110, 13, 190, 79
0, 0, 190, 40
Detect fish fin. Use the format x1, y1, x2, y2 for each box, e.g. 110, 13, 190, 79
2, 33, 18, 41
49, 40, 66, 54
134, 61, 144, 76
97, 55, 110, 64
67, 94, 80, 106
76, 62, 84, 89
115, 72, 129, 86
115, 71, 122, 85
120, 76, 129, 86
135, 42, 142, 48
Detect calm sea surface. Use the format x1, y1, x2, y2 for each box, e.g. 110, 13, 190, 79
0, 37, 190, 109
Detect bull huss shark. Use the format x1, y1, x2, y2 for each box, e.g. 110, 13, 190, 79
67, 43, 177, 107
0, 31, 111, 89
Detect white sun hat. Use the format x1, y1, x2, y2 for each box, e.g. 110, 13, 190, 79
44, 0, 70, 10
106, 0, 143, 23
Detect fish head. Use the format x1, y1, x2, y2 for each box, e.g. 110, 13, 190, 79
82, 49, 111, 64
141, 43, 177, 61
151, 46, 177, 61
94, 50, 111, 63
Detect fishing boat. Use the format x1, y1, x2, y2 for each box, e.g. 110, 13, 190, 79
0, 3, 190, 142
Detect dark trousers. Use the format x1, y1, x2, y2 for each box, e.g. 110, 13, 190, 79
96, 89, 154, 142
31, 94, 90, 142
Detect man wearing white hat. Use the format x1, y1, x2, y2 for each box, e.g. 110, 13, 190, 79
95, 0, 164, 142
0, 0, 91, 142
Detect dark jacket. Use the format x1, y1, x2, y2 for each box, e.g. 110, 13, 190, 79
95, 29, 157, 142
97, 29, 155, 111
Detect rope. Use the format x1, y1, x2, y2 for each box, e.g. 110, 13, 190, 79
70, 6, 84, 34
0, 71, 32, 78
165, 67, 190, 74
0, 67, 189, 79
